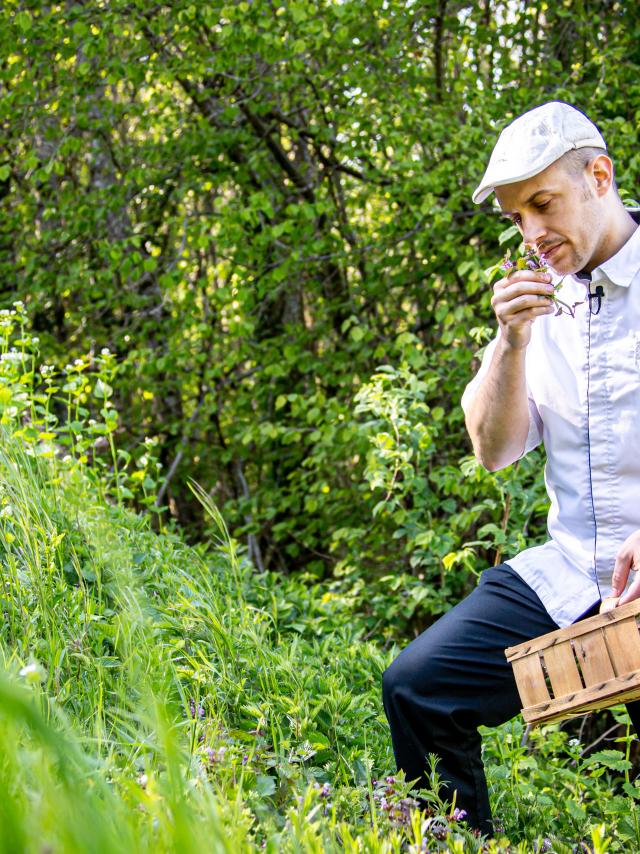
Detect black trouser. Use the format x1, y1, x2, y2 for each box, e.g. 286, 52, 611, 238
382, 564, 640, 835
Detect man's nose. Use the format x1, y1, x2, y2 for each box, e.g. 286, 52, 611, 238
522, 214, 546, 248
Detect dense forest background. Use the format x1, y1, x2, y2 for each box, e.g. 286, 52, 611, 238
3, 0, 640, 633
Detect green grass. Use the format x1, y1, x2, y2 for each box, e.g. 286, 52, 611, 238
0, 429, 639, 852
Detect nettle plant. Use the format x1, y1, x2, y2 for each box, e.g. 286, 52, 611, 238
0, 302, 162, 512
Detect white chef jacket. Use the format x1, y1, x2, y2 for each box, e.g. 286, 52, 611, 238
461, 216, 640, 627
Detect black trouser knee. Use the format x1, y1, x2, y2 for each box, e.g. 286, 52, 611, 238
383, 565, 565, 834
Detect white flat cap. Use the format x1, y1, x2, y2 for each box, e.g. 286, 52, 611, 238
472, 101, 607, 204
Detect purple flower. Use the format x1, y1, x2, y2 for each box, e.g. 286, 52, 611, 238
500, 258, 515, 271
204, 746, 226, 763
451, 807, 467, 821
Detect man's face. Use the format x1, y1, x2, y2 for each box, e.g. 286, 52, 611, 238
495, 157, 607, 275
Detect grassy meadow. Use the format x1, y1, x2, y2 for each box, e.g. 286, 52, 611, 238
0, 309, 639, 853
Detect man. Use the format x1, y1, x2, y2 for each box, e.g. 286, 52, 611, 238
382, 101, 640, 836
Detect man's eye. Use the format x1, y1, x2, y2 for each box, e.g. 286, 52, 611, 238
535, 201, 550, 210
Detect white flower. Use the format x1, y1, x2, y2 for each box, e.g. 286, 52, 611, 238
19, 662, 46, 684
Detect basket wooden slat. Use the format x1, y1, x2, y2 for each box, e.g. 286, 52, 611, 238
543, 642, 583, 697
604, 618, 640, 673
505, 598, 640, 725
575, 629, 616, 683
510, 655, 550, 708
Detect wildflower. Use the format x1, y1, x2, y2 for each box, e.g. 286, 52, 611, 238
385, 775, 395, 785
188, 698, 204, 719
138, 773, 148, 788
101, 347, 111, 356
500, 247, 585, 317
19, 662, 46, 684
432, 823, 449, 841
320, 782, 331, 798
451, 807, 467, 821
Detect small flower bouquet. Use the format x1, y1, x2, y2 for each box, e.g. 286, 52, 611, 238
500, 248, 585, 317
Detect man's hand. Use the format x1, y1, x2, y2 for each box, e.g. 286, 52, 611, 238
491, 269, 556, 350
612, 531, 640, 605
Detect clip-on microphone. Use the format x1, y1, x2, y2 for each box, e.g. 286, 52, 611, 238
576, 270, 604, 316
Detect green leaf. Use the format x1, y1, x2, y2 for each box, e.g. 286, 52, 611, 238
94, 379, 113, 400
498, 224, 520, 245
255, 775, 276, 797
15, 11, 32, 31
587, 749, 632, 772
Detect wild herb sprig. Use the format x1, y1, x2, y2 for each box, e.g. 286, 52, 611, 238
500, 248, 586, 317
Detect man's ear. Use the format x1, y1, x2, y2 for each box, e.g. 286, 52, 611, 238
589, 153, 614, 196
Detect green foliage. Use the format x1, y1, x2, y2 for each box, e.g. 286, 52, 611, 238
2, 0, 639, 607
0, 327, 636, 851
0, 302, 162, 513
0, 363, 492, 851
353, 355, 549, 630
3, 6, 640, 847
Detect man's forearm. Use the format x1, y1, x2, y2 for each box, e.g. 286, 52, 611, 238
465, 338, 531, 471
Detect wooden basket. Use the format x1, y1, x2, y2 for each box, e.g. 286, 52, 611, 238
505, 598, 640, 725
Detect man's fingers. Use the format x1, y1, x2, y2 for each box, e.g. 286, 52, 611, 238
493, 293, 554, 314
618, 575, 640, 607
492, 296, 555, 325
494, 269, 552, 291
612, 549, 633, 597
494, 281, 554, 302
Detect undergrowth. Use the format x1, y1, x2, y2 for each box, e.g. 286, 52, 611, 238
0, 303, 639, 851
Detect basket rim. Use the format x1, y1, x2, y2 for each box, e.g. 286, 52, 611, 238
505, 597, 640, 662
